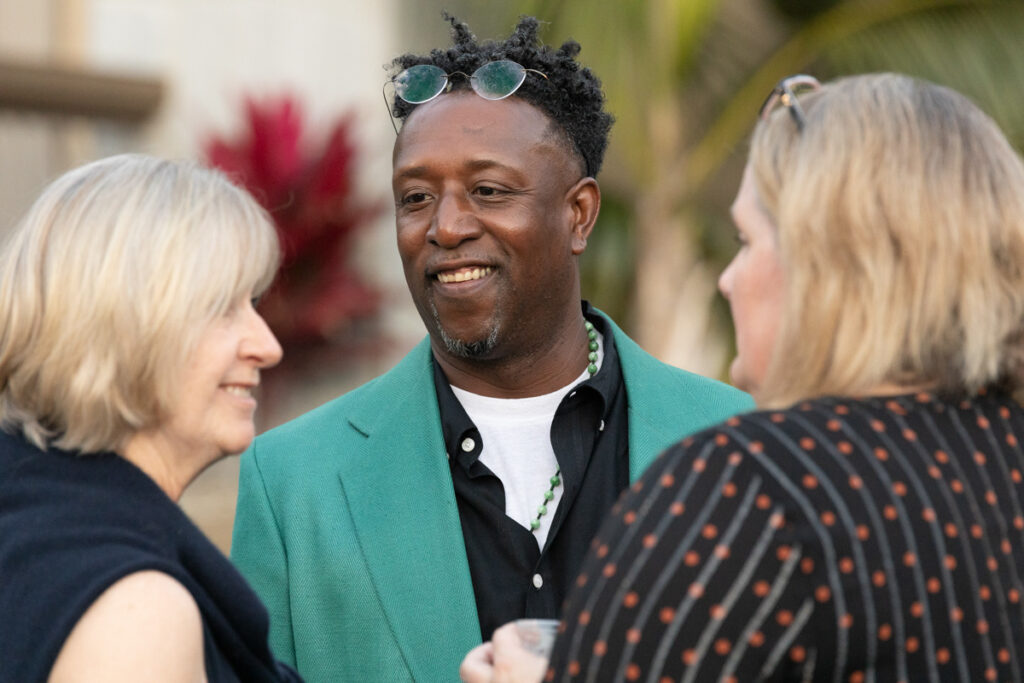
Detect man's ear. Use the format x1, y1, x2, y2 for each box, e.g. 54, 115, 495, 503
566, 177, 600, 255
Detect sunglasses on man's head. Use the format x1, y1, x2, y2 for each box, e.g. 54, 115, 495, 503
759, 74, 822, 131
383, 59, 548, 134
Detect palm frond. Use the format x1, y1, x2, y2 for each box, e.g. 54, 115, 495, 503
824, 5, 1024, 146
685, 0, 1018, 193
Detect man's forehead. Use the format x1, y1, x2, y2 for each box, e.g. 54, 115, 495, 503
393, 93, 579, 172
402, 93, 551, 137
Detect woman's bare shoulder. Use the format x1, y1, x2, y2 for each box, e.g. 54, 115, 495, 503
49, 570, 206, 683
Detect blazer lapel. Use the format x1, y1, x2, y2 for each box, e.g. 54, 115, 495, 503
606, 315, 717, 480
336, 340, 481, 680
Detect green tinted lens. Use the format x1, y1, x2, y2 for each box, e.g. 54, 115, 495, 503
394, 64, 448, 104
471, 60, 527, 100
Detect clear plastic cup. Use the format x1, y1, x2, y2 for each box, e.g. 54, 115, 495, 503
513, 618, 561, 658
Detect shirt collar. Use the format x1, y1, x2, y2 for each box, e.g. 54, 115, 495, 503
432, 302, 622, 468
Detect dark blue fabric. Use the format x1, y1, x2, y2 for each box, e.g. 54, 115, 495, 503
0, 429, 301, 683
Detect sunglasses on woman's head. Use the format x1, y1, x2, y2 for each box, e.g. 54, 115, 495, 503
383, 59, 548, 134
759, 74, 822, 131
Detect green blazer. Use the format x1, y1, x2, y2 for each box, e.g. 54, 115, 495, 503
232, 316, 753, 682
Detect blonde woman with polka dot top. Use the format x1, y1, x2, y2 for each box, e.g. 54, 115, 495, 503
461, 73, 1024, 683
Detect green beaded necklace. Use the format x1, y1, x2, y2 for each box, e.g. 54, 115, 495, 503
530, 320, 599, 533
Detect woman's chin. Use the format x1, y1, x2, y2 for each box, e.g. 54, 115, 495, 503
218, 429, 257, 457
729, 360, 763, 402
728, 358, 747, 390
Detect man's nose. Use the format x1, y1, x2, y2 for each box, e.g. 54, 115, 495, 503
426, 192, 483, 248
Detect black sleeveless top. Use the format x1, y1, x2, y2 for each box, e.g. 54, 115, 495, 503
0, 429, 301, 683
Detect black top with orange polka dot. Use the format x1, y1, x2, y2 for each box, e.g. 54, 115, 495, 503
549, 391, 1024, 682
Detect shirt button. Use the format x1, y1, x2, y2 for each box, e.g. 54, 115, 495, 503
599, 419, 605, 432
532, 573, 544, 589
461, 437, 476, 452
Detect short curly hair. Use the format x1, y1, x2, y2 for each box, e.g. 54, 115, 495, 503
388, 14, 614, 178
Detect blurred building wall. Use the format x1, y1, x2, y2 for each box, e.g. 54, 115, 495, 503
0, 2, 65, 231
0, 0, 424, 550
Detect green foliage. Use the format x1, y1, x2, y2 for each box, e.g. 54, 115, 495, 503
771, 0, 844, 19
824, 5, 1024, 148
579, 193, 634, 322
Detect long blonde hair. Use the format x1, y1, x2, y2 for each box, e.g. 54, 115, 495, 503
0, 154, 280, 453
750, 73, 1024, 407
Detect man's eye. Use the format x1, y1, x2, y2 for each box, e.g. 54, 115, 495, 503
476, 186, 498, 197
402, 192, 429, 205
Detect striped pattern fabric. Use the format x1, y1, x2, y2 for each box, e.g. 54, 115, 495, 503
548, 391, 1024, 682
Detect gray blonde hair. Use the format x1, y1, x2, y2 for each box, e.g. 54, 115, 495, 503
0, 154, 280, 453
750, 73, 1024, 406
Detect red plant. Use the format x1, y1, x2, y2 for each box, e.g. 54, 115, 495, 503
205, 96, 381, 349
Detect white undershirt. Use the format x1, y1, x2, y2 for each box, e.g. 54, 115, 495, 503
451, 331, 604, 549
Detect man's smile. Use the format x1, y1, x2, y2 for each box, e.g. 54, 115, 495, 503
436, 266, 494, 284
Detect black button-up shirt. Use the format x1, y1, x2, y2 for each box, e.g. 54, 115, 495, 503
433, 303, 629, 640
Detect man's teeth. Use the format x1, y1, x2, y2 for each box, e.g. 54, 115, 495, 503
437, 267, 493, 284
224, 386, 253, 398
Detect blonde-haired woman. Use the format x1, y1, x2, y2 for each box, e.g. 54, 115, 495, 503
0, 155, 300, 682
463, 73, 1024, 682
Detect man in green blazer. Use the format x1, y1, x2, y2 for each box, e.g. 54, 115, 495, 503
232, 15, 753, 682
